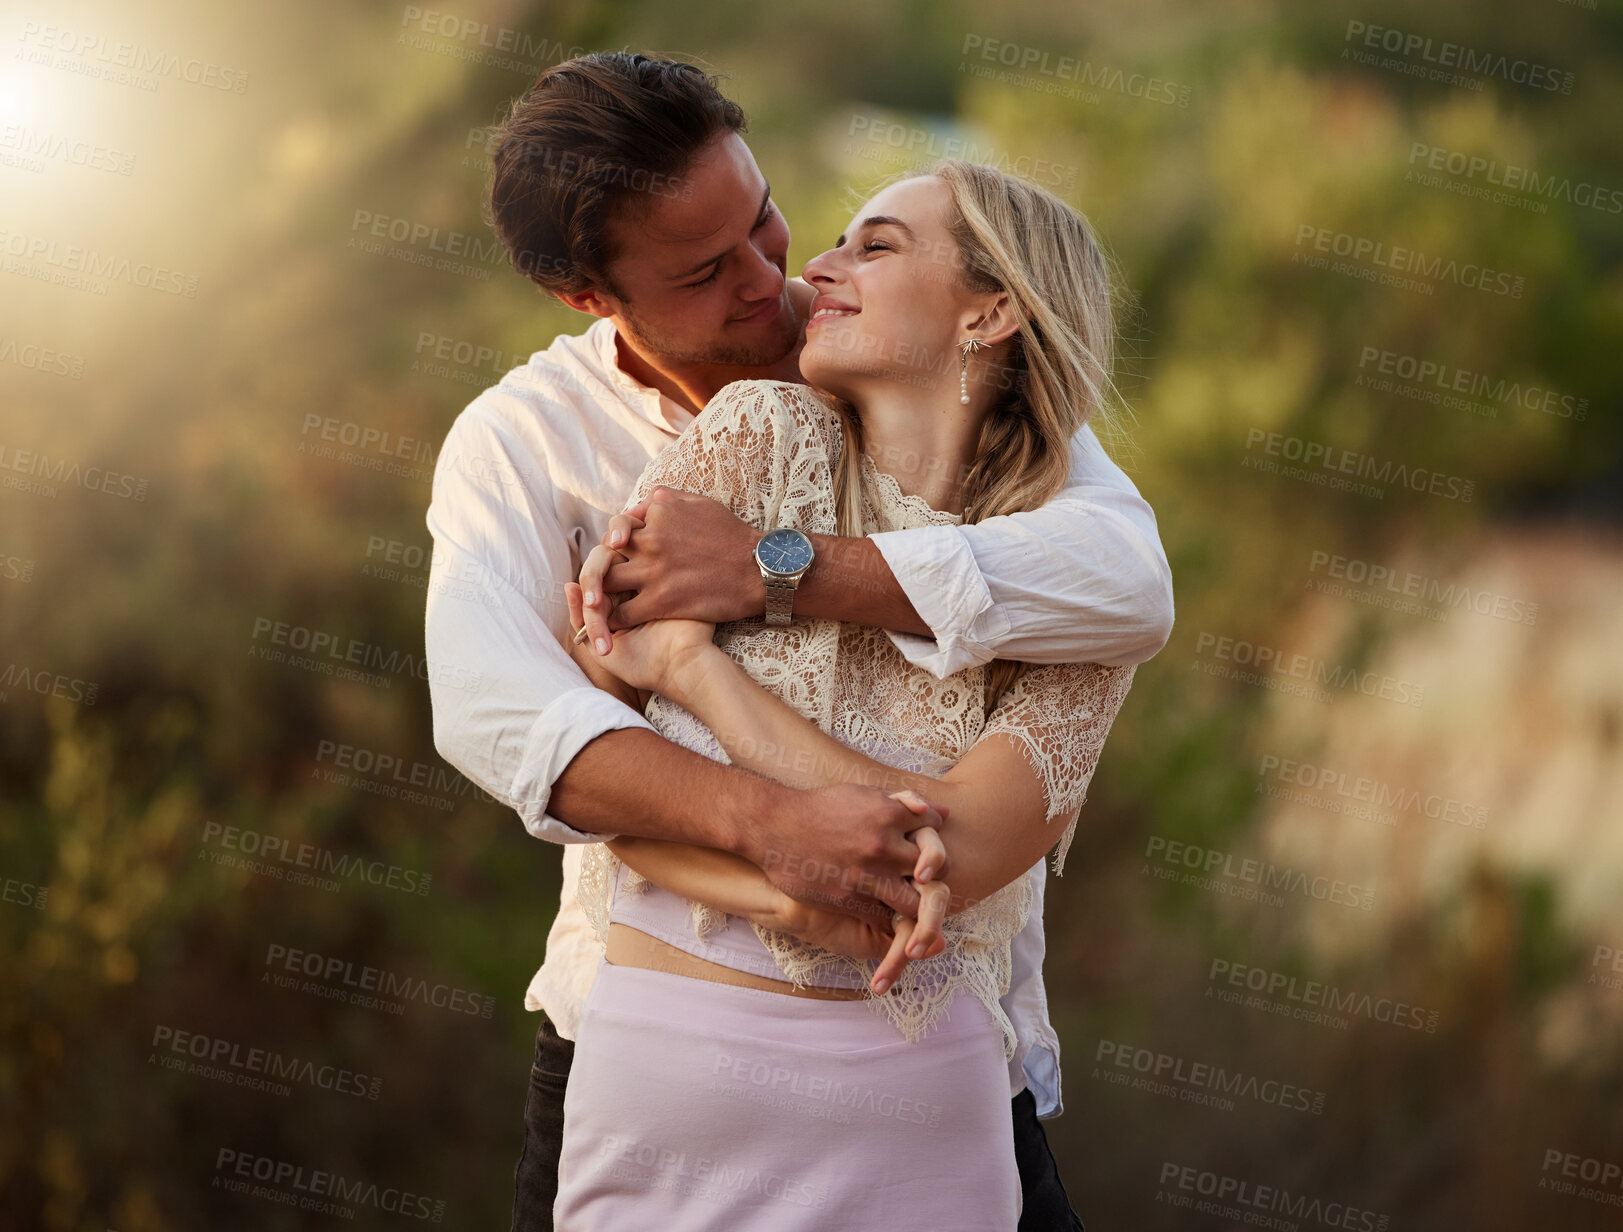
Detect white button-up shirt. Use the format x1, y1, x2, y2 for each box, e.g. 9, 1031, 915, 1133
425, 316, 1173, 1118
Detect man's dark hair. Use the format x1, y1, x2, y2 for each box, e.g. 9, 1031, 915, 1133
487, 51, 747, 298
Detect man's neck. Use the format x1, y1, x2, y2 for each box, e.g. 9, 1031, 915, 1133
609, 280, 816, 414
612, 331, 805, 415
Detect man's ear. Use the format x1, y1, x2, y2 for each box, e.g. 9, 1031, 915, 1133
553, 285, 619, 320
963, 292, 1019, 347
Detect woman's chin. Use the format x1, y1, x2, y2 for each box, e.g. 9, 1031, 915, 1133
798, 358, 864, 405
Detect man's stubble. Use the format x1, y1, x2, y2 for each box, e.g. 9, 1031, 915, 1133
616, 294, 803, 370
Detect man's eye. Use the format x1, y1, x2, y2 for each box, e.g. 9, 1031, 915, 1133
863, 242, 892, 253
686, 266, 721, 289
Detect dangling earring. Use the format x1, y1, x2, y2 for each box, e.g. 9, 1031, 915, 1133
958, 337, 986, 405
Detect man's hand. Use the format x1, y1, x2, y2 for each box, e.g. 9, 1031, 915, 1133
745, 782, 951, 925
771, 811, 949, 995
576, 488, 763, 648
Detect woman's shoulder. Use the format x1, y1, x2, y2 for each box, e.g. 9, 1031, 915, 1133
707, 376, 837, 418
698, 379, 842, 451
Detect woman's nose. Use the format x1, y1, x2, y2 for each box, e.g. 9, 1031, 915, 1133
801, 248, 839, 284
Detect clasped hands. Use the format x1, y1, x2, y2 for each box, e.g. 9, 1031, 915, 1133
572, 485, 764, 656
565, 488, 953, 994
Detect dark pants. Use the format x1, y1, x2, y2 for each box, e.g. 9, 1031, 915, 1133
512, 1012, 1085, 1231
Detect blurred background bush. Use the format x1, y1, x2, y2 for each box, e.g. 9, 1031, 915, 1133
1, 0, 1618, 1227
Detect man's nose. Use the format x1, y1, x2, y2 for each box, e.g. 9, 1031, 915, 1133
740, 243, 786, 296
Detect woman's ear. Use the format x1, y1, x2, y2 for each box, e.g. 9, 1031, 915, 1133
964, 292, 1019, 347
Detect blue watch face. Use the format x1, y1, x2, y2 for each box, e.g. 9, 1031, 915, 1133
758, 528, 813, 575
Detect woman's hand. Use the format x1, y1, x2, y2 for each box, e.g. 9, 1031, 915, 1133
565, 581, 716, 695
574, 540, 633, 656
870, 805, 950, 995
771, 792, 952, 996
769, 896, 898, 963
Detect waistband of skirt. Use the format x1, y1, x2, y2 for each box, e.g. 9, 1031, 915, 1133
588, 957, 998, 1048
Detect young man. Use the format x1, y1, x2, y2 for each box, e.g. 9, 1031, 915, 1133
425, 52, 1173, 1232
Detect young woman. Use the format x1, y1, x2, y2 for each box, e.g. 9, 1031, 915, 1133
552, 160, 1139, 1231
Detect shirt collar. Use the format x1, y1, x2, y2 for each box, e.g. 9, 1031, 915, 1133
589, 317, 697, 436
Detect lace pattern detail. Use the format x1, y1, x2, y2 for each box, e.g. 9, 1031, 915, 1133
578, 844, 640, 947
753, 865, 1034, 1057
859, 452, 962, 530
980, 661, 1138, 876
577, 380, 1135, 1055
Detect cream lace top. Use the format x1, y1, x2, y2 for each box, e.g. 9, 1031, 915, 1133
579, 379, 1137, 1058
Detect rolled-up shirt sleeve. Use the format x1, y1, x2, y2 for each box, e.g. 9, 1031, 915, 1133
425, 402, 654, 843
869, 421, 1174, 677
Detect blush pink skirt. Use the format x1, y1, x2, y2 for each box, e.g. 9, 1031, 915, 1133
554, 959, 1021, 1231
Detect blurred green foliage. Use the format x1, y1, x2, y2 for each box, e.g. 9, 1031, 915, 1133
1, 0, 1618, 1227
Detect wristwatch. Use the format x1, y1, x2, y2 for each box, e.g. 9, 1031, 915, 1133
753, 527, 815, 625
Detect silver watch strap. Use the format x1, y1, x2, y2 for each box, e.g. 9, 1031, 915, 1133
763, 576, 798, 625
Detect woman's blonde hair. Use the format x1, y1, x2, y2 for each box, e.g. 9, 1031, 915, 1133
829, 159, 1126, 710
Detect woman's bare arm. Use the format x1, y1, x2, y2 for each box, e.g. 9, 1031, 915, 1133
567, 632, 942, 985
661, 645, 1059, 909
567, 639, 789, 922
604, 837, 782, 925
